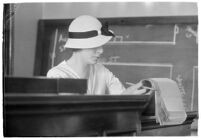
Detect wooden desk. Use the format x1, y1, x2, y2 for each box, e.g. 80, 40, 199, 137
4, 93, 197, 136
3, 77, 197, 136
4, 93, 152, 136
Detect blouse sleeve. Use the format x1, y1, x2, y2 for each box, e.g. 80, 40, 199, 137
103, 66, 126, 95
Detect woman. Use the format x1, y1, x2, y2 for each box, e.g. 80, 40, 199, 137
47, 15, 146, 95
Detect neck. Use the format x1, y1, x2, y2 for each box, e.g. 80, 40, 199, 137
67, 53, 90, 78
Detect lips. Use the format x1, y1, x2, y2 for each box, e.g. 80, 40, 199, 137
92, 56, 100, 62
94, 56, 100, 59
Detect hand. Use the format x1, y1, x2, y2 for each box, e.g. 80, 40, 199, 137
123, 82, 146, 95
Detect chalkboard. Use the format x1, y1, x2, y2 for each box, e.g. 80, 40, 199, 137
35, 16, 198, 111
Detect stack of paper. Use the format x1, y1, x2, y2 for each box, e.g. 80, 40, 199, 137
142, 78, 187, 125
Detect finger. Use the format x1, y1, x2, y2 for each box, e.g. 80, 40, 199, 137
134, 89, 146, 95
126, 82, 135, 86
133, 82, 143, 89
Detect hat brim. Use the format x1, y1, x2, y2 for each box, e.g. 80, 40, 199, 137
64, 35, 112, 49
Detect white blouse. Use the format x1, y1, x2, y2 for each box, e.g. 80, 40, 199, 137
47, 61, 125, 95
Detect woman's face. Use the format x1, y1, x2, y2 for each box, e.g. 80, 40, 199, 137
79, 46, 104, 64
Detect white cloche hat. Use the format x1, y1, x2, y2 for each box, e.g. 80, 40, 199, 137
64, 15, 115, 49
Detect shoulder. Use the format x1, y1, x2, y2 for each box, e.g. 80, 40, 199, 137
46, 67, 60, 78
46, 61, 70, 78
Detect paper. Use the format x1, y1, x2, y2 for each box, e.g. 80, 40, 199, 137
141, 78, 187, 125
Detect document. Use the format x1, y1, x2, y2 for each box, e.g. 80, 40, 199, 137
141, 78, 187, 125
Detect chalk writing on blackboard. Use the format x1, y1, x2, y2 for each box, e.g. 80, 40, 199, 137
51, 29, 68, 67
98, 56, 120, 63
113, 36, 123, 42
58, 33, 67, 43
191, 66, 198, 111
176, 74, 187, 110
58, 33, 67, 52
176, 74, 186, 95
108, 56, 120, 62
59, 45, 65, 53
108, 24, 179, 46
185, 25, 198, 44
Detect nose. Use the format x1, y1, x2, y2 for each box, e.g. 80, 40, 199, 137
96, 46, 103, 54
